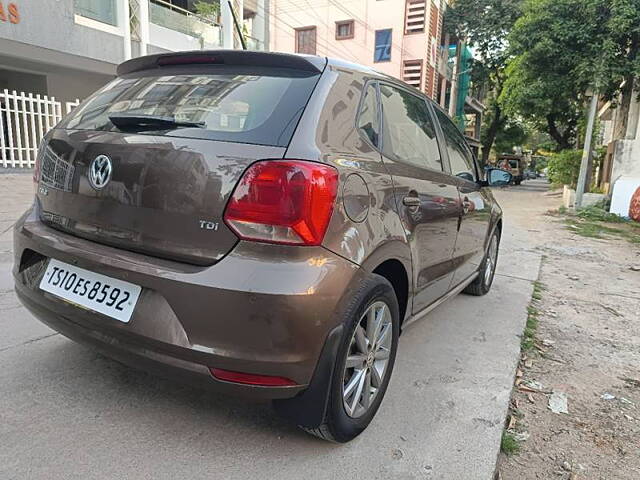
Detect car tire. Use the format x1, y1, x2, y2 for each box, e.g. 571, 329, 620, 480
299, 274, 400, 443
464, 229, 500, 296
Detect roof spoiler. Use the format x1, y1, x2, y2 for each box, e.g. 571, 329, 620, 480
117, 50, 327, 76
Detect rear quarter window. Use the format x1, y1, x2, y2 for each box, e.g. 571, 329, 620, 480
60, 66, 321, 147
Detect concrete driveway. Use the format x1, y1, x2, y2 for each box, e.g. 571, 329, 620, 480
0, 173, 542, 480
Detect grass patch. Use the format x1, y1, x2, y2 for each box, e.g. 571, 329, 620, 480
577, 205, 627, 223
521, 282, 543, 351
501, 432, 521, 455
562, 206, 640, 244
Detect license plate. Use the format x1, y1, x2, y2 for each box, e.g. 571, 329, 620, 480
39, 259, 141, 323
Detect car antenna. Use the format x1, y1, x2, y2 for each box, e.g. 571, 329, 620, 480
228, 0, 247, 51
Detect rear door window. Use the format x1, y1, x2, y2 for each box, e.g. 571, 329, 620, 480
379, 83, 442, 171
60, 66, 321, 147
434, 109, 476, 182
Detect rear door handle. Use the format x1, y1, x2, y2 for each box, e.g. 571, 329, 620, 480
402, 196, 421, 207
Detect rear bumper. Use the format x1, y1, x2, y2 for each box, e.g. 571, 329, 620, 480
13, 205, 361, 399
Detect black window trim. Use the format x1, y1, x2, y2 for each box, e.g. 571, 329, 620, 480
376, 79, 447, 175
355, 78, 382, 150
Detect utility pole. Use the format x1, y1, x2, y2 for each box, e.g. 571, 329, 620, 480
122, 0, 132, 61
439, 32, 450, 108
448, 40, 462, 118
139, 0, 150, 56
575, 91, 598, 209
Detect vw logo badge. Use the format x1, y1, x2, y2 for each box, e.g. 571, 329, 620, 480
88, 155, 112, 190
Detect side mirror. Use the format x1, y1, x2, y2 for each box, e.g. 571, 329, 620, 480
487, 168, 513, 187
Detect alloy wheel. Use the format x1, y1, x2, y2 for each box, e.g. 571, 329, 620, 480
342, 301, 393, 418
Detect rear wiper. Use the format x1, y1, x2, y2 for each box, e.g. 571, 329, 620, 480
109, 114, 205, 130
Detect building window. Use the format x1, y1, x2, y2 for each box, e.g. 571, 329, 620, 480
74, 0, 118, 27
374, 29, 392, 63
295, 26, 317, 55
405, 0, 426, 34
335, 20, 354, 40
402, 60, 423, 89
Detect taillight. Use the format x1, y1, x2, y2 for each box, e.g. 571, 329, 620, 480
223, 160, 339, 246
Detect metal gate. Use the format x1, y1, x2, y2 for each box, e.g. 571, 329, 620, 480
0, 89, 79, 168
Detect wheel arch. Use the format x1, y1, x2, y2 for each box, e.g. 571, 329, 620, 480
486, 208, 503, 251
371, 259, 409, 327
359, 240, 412, 326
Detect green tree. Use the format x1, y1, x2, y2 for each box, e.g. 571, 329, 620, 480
445, 0, 523, 164
547, 150, 582, 188
492, 119, 528, 155
595, 0, 640, 139
194, 0, 220, 20
501, 0, 640, 150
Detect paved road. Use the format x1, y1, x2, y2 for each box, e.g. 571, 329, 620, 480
0, 173, 544, 480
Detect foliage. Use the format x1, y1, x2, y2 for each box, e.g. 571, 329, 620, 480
521, 282, 543, 352
564, 218, 640, 244
524, 129, 555, 154
577, 205, 626, 223
546, 150, 582, 188
194, 0, 220, 19
493, 119, 528, 155
581, 0, 640, 103
501, 0, 640, 151
501, 432, 521, 455
446, 0, 523, 162
446, 0, 522, 72
500, 0, 588, 150
531, 155, 549, 174
562, 203, 640, 244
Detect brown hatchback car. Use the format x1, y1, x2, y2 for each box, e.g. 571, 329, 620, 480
13, 51, 511, 442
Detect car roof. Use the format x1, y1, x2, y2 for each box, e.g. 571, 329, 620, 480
118, 50, 430, 97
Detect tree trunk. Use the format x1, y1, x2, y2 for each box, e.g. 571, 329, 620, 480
613, 78, 634, 140
480, 77, 505, 165
546, 114, 572, 151
481, 101, 503, 165
612, 33, 638, 140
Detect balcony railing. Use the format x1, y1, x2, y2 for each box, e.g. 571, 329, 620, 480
149, 0, 221, 48
75, 0, 119, 27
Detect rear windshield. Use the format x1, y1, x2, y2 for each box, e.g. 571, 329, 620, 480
60, 66, 321, 147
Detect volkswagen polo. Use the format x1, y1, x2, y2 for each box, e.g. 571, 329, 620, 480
13, 50, 511, 442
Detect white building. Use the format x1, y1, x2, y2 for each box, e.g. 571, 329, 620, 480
598, 93, 640, 194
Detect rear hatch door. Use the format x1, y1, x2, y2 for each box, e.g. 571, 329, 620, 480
37, 55, 324, 265
39, 130, 285, 265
